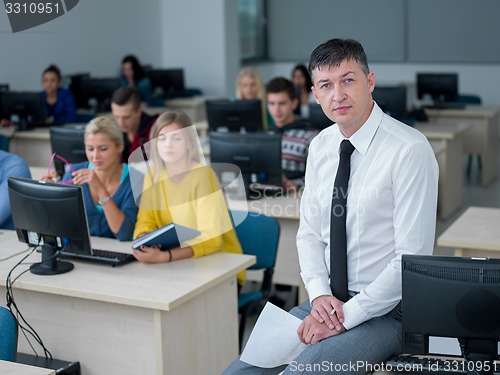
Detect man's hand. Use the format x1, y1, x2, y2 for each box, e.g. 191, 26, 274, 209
297, 315, 345, 344
311, 295, 345, 331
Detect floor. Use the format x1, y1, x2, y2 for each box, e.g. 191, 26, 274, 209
241, 147, 500, 351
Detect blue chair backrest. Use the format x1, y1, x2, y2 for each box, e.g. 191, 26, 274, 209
0, 135, 9, 151
231, 211, 280, 270
0, 306, 17, 361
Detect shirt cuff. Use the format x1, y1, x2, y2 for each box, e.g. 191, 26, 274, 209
304, 277, 332, 305
341, 297, 369, 330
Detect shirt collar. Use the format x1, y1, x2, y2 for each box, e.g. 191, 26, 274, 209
336, 101, 384, 157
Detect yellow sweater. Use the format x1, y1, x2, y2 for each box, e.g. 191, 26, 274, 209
134, 164, 245, 285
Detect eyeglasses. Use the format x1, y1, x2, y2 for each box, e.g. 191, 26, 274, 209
47, 152, 75, 185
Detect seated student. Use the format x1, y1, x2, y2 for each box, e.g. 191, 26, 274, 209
0, 150, 31, 229
120, 54, 164, 107
235, 66, 273, 129
291, 63, 316, 119
132, 111, 245, 286
40, 117, 137, 240
266, 77, 319, 191
41, 64, 77, 124
111, 87, 158, 162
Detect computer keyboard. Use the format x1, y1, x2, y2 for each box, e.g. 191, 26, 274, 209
385, 355, 500, 374
59, 248, 136, 267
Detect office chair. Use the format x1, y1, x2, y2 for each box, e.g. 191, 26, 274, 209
0, 306, 18, 361
232, 210, 280, 350
457, 94, 483, 178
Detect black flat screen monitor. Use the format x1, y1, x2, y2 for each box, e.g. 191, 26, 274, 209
146, 68, 185, 98
49, 124, 87, 177
209, 132, 281, 199
80, 77, 120, 112
0, 91, 45, 131
373, 86, 408, 122
206, 99, 263, 133
68, 72, 90, 109
417, 73, 459, 105
402, 254, 500, 368
7, 177, 100, 275
308, 103, 332, 131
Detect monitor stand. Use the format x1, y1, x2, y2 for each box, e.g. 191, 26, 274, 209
30, 243, 74, 275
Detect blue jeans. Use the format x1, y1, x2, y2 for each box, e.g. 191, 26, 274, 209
222, 300, 402, 375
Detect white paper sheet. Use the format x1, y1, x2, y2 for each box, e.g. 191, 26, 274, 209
240, 302, 309, 368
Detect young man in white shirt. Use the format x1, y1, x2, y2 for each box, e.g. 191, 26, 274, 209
223, 39, 438, 374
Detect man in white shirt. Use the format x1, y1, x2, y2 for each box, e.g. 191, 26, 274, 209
223, 39, 438, 374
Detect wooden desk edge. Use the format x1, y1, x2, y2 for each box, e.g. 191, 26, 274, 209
1, 253, 255, 312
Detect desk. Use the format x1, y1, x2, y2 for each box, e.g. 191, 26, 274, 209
425, 106, 500, 186
437, 206, 500, 258
165, 96, 212, 122
0, 230, 254, 375
5, 127, 51, 167
414, 122, 469, 219
0, 360, 55, 375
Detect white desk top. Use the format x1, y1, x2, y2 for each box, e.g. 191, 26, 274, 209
425, 105, 500, 118
0, 230, 254, 311
414, 122, 470, 140
0, 361, 55, 375
0, 126, 15, 138
437, 206, 500, 251
228, 191, 301, 220
429, 140, 446, 156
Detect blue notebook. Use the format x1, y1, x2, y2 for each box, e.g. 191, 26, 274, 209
132, 223, 201, 250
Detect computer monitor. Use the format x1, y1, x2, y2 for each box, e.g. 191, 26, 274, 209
80, 77, 120, 112
373, 86, 408, 122
7, 177, 98, 275
49, 124, 87, 177
206, 99, 264, 133
416, 73, 459, 105
402, 254, 500, 367
67, 72, 90, 109
146, 68, 185, 98
308, 103, 333, 131
209, 132, 281, 199
0, 91, 45, 131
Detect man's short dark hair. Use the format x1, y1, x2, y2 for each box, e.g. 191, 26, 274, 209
308, 38, 370, 78
266, 77, 296, 101
111, 87, 142, 111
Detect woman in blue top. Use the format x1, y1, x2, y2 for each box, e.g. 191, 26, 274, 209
41, 64, 77, 124
42, 117, 138, 240
120, 55, 164, 107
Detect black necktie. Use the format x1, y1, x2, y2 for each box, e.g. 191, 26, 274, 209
330, 139, 355, 302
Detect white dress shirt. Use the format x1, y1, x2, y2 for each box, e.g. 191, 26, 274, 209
297, 102, 439, 330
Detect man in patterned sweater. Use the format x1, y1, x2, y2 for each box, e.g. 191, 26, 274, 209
266, 77, 319, 191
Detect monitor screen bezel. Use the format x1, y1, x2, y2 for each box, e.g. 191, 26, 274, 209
205, 99, 264, 133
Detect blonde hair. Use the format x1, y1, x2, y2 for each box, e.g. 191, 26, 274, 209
235, 67, 268, 129
85, 116, 124, 148
149, 111, 201, 178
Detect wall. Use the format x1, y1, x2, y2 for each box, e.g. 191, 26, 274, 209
1, 0, 500, 106
159, 0, 240, 97
255, 62, 500, 107
0, 0, 164, 91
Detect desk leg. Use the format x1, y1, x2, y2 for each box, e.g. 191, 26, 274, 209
482, 116, 499, 186
438, 137, 463, 220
